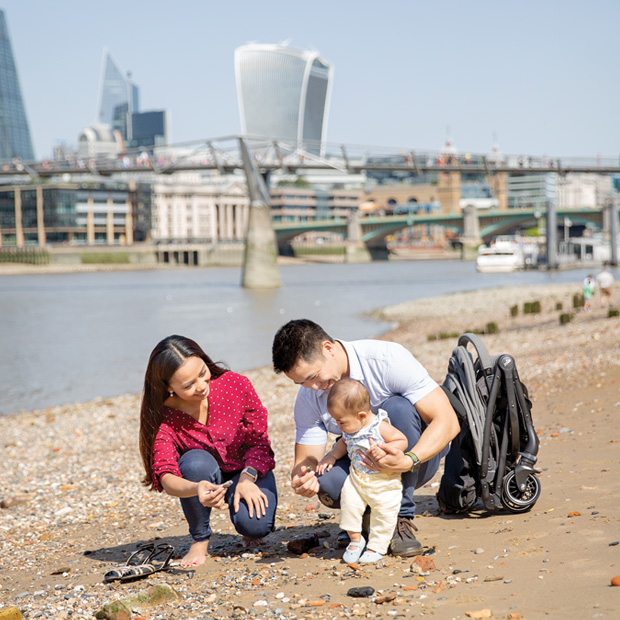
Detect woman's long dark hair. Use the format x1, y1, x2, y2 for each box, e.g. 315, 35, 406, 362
139, 335, 228, 489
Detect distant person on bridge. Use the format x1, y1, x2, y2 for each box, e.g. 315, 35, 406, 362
139, 335, 277, 567
595, 267, 614, 308
272, 319, 459, 557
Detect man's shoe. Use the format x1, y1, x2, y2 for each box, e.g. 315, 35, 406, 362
389, 517, 423, 557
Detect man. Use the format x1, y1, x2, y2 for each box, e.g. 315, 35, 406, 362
595, 267, 614, 308
272, 319, 459, 557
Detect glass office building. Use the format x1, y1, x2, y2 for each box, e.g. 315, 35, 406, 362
234, 43, 333, 156
97, 48, 140, 141
0, 9, 35, 161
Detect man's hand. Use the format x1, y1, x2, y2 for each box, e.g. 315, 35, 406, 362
291, 466, 320, 498
362, 438, 412, 473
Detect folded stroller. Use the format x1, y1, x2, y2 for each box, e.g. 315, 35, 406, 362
437, 333, 541, 514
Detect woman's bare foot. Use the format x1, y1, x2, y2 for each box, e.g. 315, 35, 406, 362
180, 540, 209, 567
241, 536, 263, 548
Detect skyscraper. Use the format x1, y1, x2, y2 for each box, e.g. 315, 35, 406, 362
97, 48, 140, 142
0, 9, 35, 161
234, 43, 333, 156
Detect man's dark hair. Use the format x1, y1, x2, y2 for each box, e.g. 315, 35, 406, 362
272, 319, 333, 374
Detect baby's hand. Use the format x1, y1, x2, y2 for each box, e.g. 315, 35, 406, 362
317, 456, 335, 475
368, 441, 387, 461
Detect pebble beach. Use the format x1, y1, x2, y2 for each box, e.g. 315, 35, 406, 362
1, 280, 619, 619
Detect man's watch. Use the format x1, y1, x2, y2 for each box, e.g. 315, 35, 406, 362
241, 466, 259, 482
405, 451, 422, 472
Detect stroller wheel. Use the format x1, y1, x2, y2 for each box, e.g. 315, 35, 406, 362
501, 470, 541, 513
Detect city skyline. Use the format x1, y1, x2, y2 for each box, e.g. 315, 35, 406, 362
1, 0, 618, 160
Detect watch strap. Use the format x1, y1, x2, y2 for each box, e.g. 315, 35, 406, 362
405, 451, 422, 472
241, 466, 259, 482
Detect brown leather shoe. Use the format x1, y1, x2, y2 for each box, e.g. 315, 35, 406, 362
389, 517, 423, 557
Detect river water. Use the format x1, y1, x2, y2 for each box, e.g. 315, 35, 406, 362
0, 260, 598, 416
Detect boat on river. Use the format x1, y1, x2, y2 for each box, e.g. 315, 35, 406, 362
476, 237, 527, 272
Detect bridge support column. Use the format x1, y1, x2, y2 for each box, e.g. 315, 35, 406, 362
36, 187, 46, 247
460, 204, 481, 259
239, 138, 281, 289
345, 210, 371, 263
14, 188, 24, 248
545, 200, 559, 270
608, 196, 618, 266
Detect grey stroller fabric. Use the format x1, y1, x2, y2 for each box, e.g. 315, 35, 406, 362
443, 345, 490, 467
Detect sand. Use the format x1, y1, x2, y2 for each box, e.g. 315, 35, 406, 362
1, 281, 619, 619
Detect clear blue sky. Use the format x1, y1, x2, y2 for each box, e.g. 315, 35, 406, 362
2, 0, 618, 160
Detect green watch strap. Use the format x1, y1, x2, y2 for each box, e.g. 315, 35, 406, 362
405, 451, 422, 472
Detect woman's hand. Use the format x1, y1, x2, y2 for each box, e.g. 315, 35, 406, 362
197, 480, 227, 509
234, 474, 268, 518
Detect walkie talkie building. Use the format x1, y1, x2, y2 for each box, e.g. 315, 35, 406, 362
0, 9, 34, 161
234, 43, 333, 156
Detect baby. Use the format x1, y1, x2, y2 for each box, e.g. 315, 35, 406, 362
317, 378, 408, 563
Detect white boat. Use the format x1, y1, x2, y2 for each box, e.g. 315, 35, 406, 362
476, 236, 526, 272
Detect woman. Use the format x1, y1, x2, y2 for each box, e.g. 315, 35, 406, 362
139, 335, 277, 567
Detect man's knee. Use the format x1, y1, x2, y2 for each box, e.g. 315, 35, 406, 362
382, 396, 423, 443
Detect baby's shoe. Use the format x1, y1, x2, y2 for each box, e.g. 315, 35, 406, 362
359, 549, 385, 563
342, 536, 366, 564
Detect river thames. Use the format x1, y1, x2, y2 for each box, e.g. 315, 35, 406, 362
0, 260, 600, 416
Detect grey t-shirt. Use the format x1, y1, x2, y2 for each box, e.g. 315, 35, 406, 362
294, 339, 438, 445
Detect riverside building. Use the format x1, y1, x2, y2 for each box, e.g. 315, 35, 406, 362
234, 43, 333, 156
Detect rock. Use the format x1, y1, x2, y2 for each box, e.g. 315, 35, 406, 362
465, 610, 492, 619
0, 494, 31, 509
375, 593, 397, 604
94, 601, 132, 620
121, 584, 181, 611
411, 556, 436, 572
287, 533, 319, 555
0, 607, 23, 620
347, 586, 374, 597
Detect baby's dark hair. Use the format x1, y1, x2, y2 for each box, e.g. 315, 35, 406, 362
272, 319, 333, 374
327, 378, 370, 413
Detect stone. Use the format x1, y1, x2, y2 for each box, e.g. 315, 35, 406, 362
122, 584, 181, 611
0, 607, 23, 620
347, 586, 374, 597
411, 556, 436, 572
94, 601, 132, 620
286, 533, 319, 555
465, 610, 492, 619
375, 593, 397, 604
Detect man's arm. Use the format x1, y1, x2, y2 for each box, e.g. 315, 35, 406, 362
291, 443, 326, 497
373, 386, 460, 472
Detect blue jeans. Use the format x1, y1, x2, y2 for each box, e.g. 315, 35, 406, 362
178, 449, 278, 542
317, 395, 448, 519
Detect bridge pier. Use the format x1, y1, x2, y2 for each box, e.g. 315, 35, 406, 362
545, 200, 559, 270
607, 196, 618, 266
239, 138, 281, 289
345, 210, 371, 263
460, 204, 482, 259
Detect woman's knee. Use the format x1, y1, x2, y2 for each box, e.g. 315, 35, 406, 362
178, 449, 219, 482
